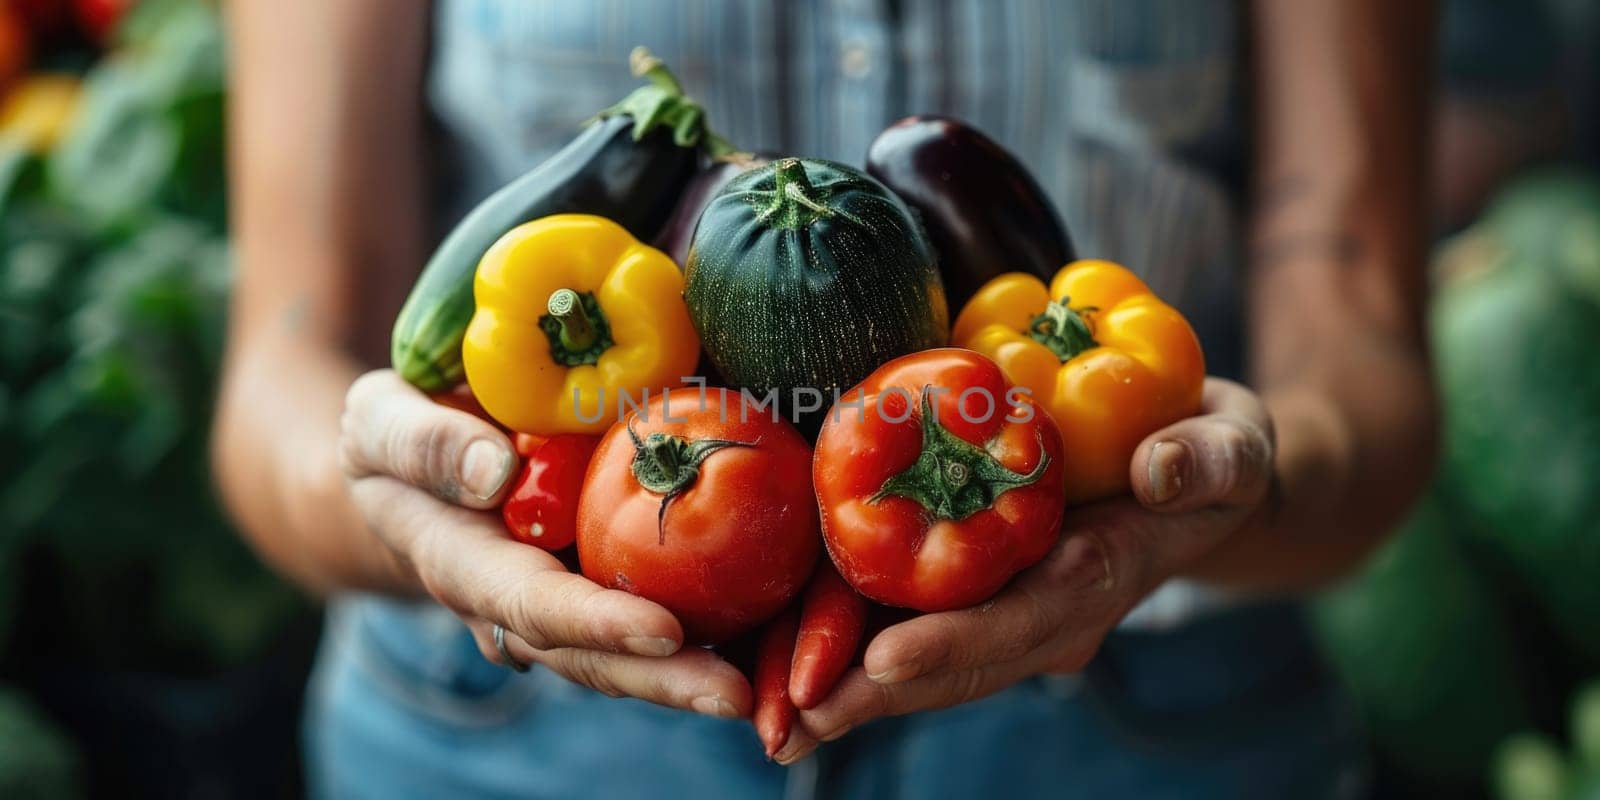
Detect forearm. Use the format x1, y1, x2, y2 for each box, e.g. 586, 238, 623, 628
212, 0, 429, 596
1187, 342, 1435, 588
1180, 0, 1438, 589
214, 334, 418, 596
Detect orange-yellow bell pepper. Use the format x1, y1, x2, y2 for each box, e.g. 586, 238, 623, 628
463, 214, 700, 435
0, 73, 80, 152
951, 260, 1204, 503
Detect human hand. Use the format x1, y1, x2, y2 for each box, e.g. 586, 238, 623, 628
774, 378, 1274, 763
338, 369, 751, 719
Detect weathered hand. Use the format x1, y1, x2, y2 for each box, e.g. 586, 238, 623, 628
338, 369, 751, 719
775, 378, 1274, 763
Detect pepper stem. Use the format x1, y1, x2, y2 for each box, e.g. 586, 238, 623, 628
539, 290, 614, 366
870, 390, 1051, 521
1028, 298, 1098, 362
547, 289, 599, 352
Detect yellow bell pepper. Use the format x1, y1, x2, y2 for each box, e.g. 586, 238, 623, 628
952, 260, 1205, 504
463, 214, 700, 435
0, 74, 80, 153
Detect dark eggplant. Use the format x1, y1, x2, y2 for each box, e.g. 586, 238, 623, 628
866, 115, 1076, 311
391, 49, 721, 391
685, 158, 948, 432
654, 152, 772, 267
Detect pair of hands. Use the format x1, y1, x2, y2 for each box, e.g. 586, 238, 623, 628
338, 370, 1275, 762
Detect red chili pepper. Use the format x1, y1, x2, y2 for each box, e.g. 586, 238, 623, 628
753, 609, 800, 759
789, 562, 868, 709
502, 434, 601, 551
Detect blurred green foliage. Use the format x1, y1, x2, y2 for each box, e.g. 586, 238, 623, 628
1313, 491, 1533, 789
1493, 683, 1600, 800
0, 0, 305, 673
1315, 169, 1600, 796
1435, 172, 1600, 663
0, 688, 82, 799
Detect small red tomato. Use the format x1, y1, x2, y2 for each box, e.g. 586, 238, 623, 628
577, 387, 820, 645
814, 348, 1066, 611
502, 434, 601, 551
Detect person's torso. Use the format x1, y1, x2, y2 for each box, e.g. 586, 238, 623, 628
303, 9, 1365, 796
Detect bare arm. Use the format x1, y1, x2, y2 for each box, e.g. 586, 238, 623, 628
214, 0, 427, 593
1185, 0, 1438, 587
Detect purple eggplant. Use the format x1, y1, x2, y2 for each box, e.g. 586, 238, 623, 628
655, 152, 772, 267
866, 116, 1075, 310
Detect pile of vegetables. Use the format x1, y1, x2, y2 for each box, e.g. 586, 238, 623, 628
0, 688, 81, 799
391, 48, 1205, 757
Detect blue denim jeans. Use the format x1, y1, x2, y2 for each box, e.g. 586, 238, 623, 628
304, 597, 1364, 799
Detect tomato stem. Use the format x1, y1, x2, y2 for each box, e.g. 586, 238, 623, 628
626, 418, 758, 544
1028, 298, 1098, 362
869, 390, 1050, 521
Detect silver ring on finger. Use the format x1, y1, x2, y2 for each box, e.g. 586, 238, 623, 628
493, 624, 530, 673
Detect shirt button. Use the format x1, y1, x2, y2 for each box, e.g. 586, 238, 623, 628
841, 43, 872, 79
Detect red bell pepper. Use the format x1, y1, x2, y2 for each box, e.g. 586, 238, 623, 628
814, 348, 1066, 611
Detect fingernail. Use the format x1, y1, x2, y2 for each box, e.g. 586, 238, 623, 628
691, 695, 739, 718
819, 723, 854, 742
461, 440, 513, 501
1147, 441, 1189, 505
623, 635, 679, 657
867, 662, 919, 684
773, 741, 809, 765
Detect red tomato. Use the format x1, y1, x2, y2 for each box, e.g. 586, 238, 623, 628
502, 434, 601, 551
814, 348, 1066, 611
577, 387, 820, 645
